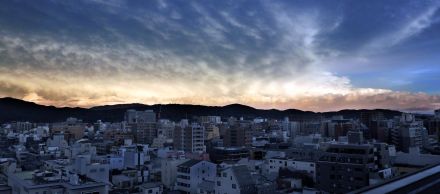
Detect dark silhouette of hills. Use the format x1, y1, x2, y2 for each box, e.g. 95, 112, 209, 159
0, 97, 402, 123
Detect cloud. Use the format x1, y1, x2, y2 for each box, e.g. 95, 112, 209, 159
365, 3, 440, 52
0, 0, 439, 112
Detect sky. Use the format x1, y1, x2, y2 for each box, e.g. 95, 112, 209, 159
0, 0, 440, 112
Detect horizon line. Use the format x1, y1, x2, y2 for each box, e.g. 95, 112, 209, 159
1, 96, 431, 115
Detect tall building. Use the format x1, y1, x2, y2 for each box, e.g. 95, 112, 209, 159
174, 123, 205, 153
51, 118, 86, 140
223, 124, 252, 147
157, 119, 175, 139
133, 122, 157, 144
316, 143, 387, 193
426, 109, 440, 139
435, 109, 440, 118
125, 109, 156, 124
199, 116, 221, 124
322, 118, 355, 139
360, 111, 385, 128
283, 117, 300, 138
390, 113, 428, 152
125, 110, 157, 144
203, 123, 220, 140
360, 111, 385, 139
347, 130, 364, 144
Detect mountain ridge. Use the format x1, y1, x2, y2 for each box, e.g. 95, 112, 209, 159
0, 97, 402, 123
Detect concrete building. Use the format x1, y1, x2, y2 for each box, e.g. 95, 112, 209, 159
322, 118, 356, 140
71, 156, 110, 184
282, 119, 300, 138
265, 157, 316, 181
435, 109, 440, 118
7, 170, 108, 194
119, 145, 150, 169
132, 123, 157, 145
173, 123, 205, 153
209, 147, 249, 164
350, 163, 440, 194
157, 119, 175, 139
203, 123, 220, 140
199, 116, 221, 124
223, 124, 252, 147
391, 113, 428, 152
140, 182, 163, 194
316, 142, 388, 193
215, 165, 256, 194
360, 111, 385, 139
51, 118, 87, 140
347, 130, 364, 144
161, 158, 190, 189
125, 110, 158, 144
175, 160, 216, 194
125, 109, 156, 124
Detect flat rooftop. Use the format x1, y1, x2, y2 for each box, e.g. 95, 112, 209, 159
350, 163, 440, 194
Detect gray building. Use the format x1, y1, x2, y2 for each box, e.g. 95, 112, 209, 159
132, 122, 157, 144
125, 109, 156, 124
215, 165, 257, 194
316, 143, 379, 193
125, 110, 158, 144
173, 123, 205, 153
7, 170, 108, 194
175, 160, 216, 194
390, 113, 427, 152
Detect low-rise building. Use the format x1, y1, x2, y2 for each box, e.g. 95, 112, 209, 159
7, 170, 108, 194
175, 160, 216, 194
215, 165, 257, 194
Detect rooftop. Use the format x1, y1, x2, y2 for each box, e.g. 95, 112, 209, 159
231, 165, 255, 187
9, 170, 106, 189
350, 163, 440, 194
140, 182, 162, 189
394, 152, 440, 167
178, 159, 202, 168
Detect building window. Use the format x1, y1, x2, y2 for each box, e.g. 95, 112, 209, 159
217, 181, 221, 186
232, 184, 237, 189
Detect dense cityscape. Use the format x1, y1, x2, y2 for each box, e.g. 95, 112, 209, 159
2, 0, 440, 193
1, 99, 440, 193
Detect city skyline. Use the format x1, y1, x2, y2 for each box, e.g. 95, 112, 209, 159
1, 0, 440, 112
